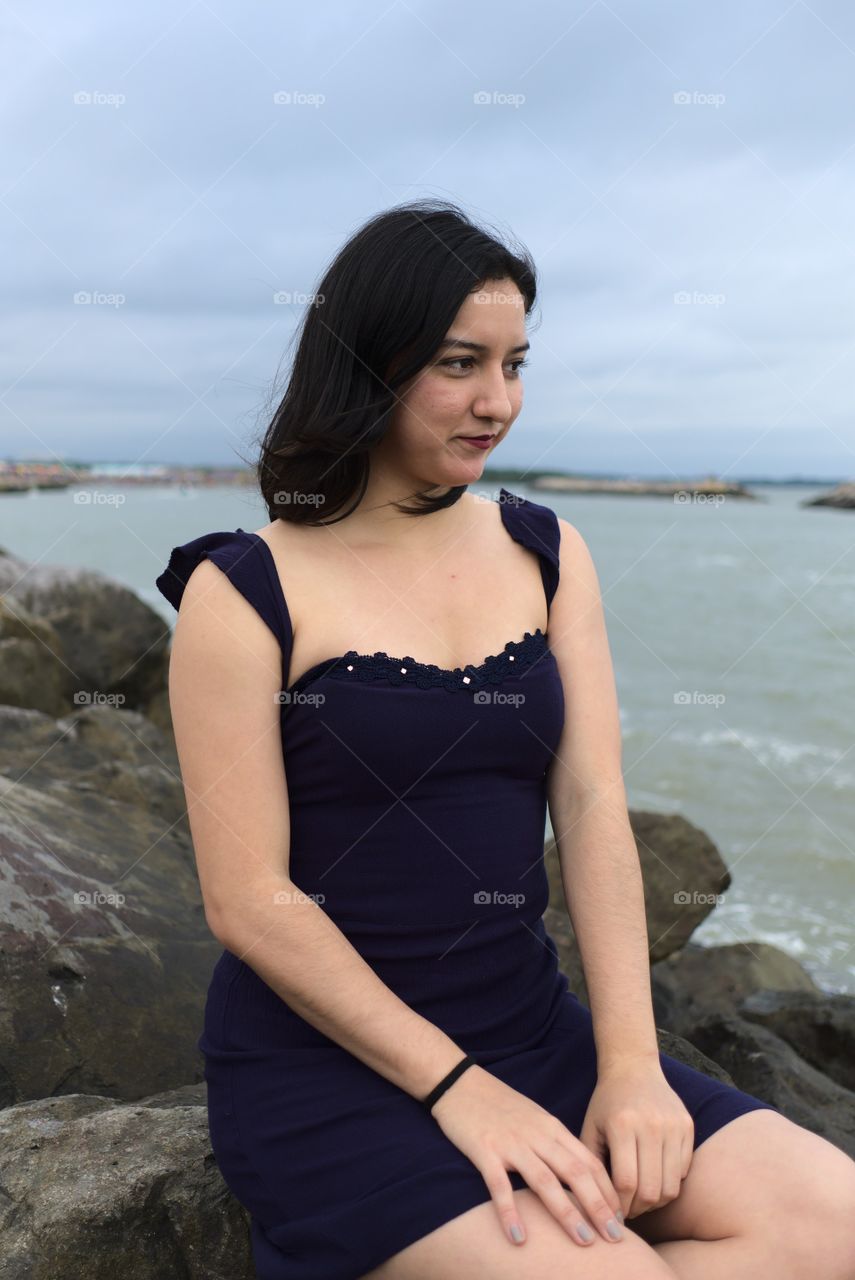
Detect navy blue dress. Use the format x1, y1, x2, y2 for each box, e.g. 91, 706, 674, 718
156, 486, 780, 1280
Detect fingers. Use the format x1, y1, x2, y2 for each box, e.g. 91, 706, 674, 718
661, 1123, 685, 1203
603, 1129, 637, 1222
561, 1163, 625, 1243
591, 1158, 623, 1221
625, 1123, 692, 1218
481, 1158, 529, 1246
634, 1127, 661, 1216
550, 1131, 622, 1221
524, 1153, 625, 1246
478, 1111, 693, 1250
483, 1147, 624, 1250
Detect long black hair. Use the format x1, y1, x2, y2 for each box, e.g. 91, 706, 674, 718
254, 198, 538, 524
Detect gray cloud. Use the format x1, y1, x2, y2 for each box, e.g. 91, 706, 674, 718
2, 0, 854, 477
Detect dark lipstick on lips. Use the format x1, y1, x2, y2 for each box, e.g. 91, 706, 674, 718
457, 434, 494, 451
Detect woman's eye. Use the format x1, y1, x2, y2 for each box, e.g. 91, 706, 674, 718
444, 357, 529, 376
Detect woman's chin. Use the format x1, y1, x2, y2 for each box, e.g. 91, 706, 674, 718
439, 450, 489, 483
400, 447, 490, 491
439, 467, 484, 491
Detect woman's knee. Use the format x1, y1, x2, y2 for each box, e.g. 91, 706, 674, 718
780, 1143, 855, 1280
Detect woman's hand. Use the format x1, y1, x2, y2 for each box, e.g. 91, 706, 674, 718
430, 1064, 626, 1248
579, 1057, 695, 1221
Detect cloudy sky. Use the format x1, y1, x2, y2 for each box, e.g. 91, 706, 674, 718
3, 1, 855, 478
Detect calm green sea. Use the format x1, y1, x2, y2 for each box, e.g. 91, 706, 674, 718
2, 481, 852, 993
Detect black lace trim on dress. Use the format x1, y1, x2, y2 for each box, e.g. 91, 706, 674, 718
288, 628, 548, 695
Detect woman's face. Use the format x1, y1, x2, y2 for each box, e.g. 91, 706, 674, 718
381, 278, 529, 488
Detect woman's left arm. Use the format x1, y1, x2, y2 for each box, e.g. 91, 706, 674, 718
545, 516, 694, 1221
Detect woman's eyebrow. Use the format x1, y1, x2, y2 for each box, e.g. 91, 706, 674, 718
438, 337, 531, 355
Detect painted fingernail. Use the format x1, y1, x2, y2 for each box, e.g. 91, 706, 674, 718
576, 1222, 594, 1242
606, 1218, 623, 1239
509, 1223, 524, 1243
616, 1209, 625, 1223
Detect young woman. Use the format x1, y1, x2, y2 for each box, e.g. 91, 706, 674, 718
156, 201, 855, 1280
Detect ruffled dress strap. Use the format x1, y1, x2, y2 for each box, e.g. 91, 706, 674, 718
155, 528, 293, 666
497, 486, 561, 609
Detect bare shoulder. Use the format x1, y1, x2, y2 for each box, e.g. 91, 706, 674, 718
554, 515, 601, 600
171, 556, 279, 672
547, 515, 622, 798
250, 516, 315, 562
555, 513, 589, 552
249, 518, 280, 541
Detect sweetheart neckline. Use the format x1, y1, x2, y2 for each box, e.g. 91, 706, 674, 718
285, 627, 548, 695
235, 524, 552, 694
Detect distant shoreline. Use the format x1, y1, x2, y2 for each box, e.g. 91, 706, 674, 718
0, 463, 253, 494
0, 460, 850, 498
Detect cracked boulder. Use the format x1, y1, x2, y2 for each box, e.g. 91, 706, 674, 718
0, 703, 221, 1106
0, 1084, 254, 1279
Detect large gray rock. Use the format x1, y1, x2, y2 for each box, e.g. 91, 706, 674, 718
0, 701, 185, 823
0, 595, 69, 717
680, 1011, 855, 1159
654, 1027, 738, 1088
0, 703, 220, 1106
0, 548, 169, 710
651, 940, 820, 1035
545, 810, 733, 972
0, 1084, 254, 1279
628, 810, 733, 961
739, 989, 855, 1094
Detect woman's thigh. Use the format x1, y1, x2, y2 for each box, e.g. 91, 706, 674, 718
361, 1188, 677, 1280
632, 1108, 855, 1247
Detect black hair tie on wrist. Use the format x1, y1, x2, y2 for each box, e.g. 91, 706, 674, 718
423, 1054, 475, 1112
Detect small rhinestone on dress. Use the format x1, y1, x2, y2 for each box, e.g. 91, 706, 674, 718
509, 654, 515, 661
462, 675, 471, 684
346, 664, 354, 671
400, 666, 407, 674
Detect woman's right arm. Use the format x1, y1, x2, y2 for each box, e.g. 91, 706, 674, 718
167, 559, 624, 1250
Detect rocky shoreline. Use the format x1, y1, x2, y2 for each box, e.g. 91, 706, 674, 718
1, 541, 853, 1277
801, 481, 855, 509
529, 474, 757, 498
